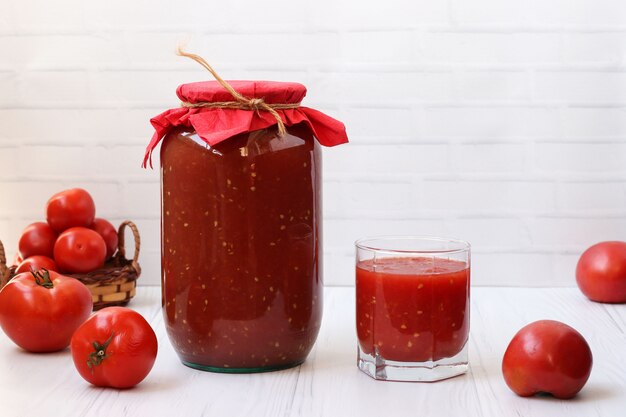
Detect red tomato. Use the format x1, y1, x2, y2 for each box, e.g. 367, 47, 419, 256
576, 241, 626, 303
90, 218, 118, 260
0, 269, 93, 352
46, 188, 96, 233
70, 307, 158, 388
502, 320, 593, 399
54, 227, 107, 274
15, 255, 58, 274
18, 222, 58, 259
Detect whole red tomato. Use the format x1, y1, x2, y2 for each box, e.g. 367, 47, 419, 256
576, 241, 626, 303
0, 269, 93, 352
18, 222, 57, 259
90, 218, 118, 260
54, 227, 107, 273
502, 320, 593, 399
70, 307, 158, 388
15, 255, 58, 274
46, 188, 96, 233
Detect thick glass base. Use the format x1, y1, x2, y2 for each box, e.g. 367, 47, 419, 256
357, 343, 469, 382
182, 360, 304, 374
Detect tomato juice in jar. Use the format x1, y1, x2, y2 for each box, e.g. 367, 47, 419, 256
144, 73, 347, 372
355, 237, 470, 382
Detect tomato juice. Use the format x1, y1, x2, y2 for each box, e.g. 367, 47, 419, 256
356, 257, 470, 363
161, 125, 322, 372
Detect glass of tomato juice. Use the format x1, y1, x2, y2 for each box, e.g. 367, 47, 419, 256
355, 236, 471, 382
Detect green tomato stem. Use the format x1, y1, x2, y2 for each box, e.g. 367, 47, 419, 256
30, 269, 54, 289
87, 332, 115, 372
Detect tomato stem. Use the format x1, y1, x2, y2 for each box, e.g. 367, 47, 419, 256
30, 269, 54, 289
87, 332, 115, 372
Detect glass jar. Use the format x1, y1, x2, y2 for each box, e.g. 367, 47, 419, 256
160, 123, 323, 372
145, 73, 347, 372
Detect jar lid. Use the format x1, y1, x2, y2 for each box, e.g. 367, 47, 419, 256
142, 50, 348, 168
177, 80, 307, 105
144, 82, 348, 168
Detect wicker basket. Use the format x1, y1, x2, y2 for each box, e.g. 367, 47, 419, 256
0, 220, 141, 310
0, 239, 11, 290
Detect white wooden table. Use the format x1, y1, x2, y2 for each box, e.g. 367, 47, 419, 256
0, 286, 624, 417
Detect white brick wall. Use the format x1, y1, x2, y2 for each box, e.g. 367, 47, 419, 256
1, 0, 626, 287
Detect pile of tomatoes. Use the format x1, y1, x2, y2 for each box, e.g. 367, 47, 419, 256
0, 188, 158, 389
14, 188, 119, 275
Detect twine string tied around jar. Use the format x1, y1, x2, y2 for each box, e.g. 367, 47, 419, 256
176, 46, 300, 137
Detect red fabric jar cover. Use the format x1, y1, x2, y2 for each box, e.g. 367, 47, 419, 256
143, 80, 348, 167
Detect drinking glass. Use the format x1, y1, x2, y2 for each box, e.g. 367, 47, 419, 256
355, 236, 471, 382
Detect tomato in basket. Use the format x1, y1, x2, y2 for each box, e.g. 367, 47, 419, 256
18, 222, 57, 259
91, 218, 118, 260
54, 227, 107, 274
46, 188, 96, 233
15, 255, 58, 274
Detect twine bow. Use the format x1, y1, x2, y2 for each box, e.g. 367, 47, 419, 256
176, 46, 299, 137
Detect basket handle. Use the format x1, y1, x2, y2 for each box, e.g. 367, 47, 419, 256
117, 221, 141, 273
0, 239, 9, 289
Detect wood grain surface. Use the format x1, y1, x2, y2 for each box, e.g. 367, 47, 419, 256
0, 287, 624, 417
